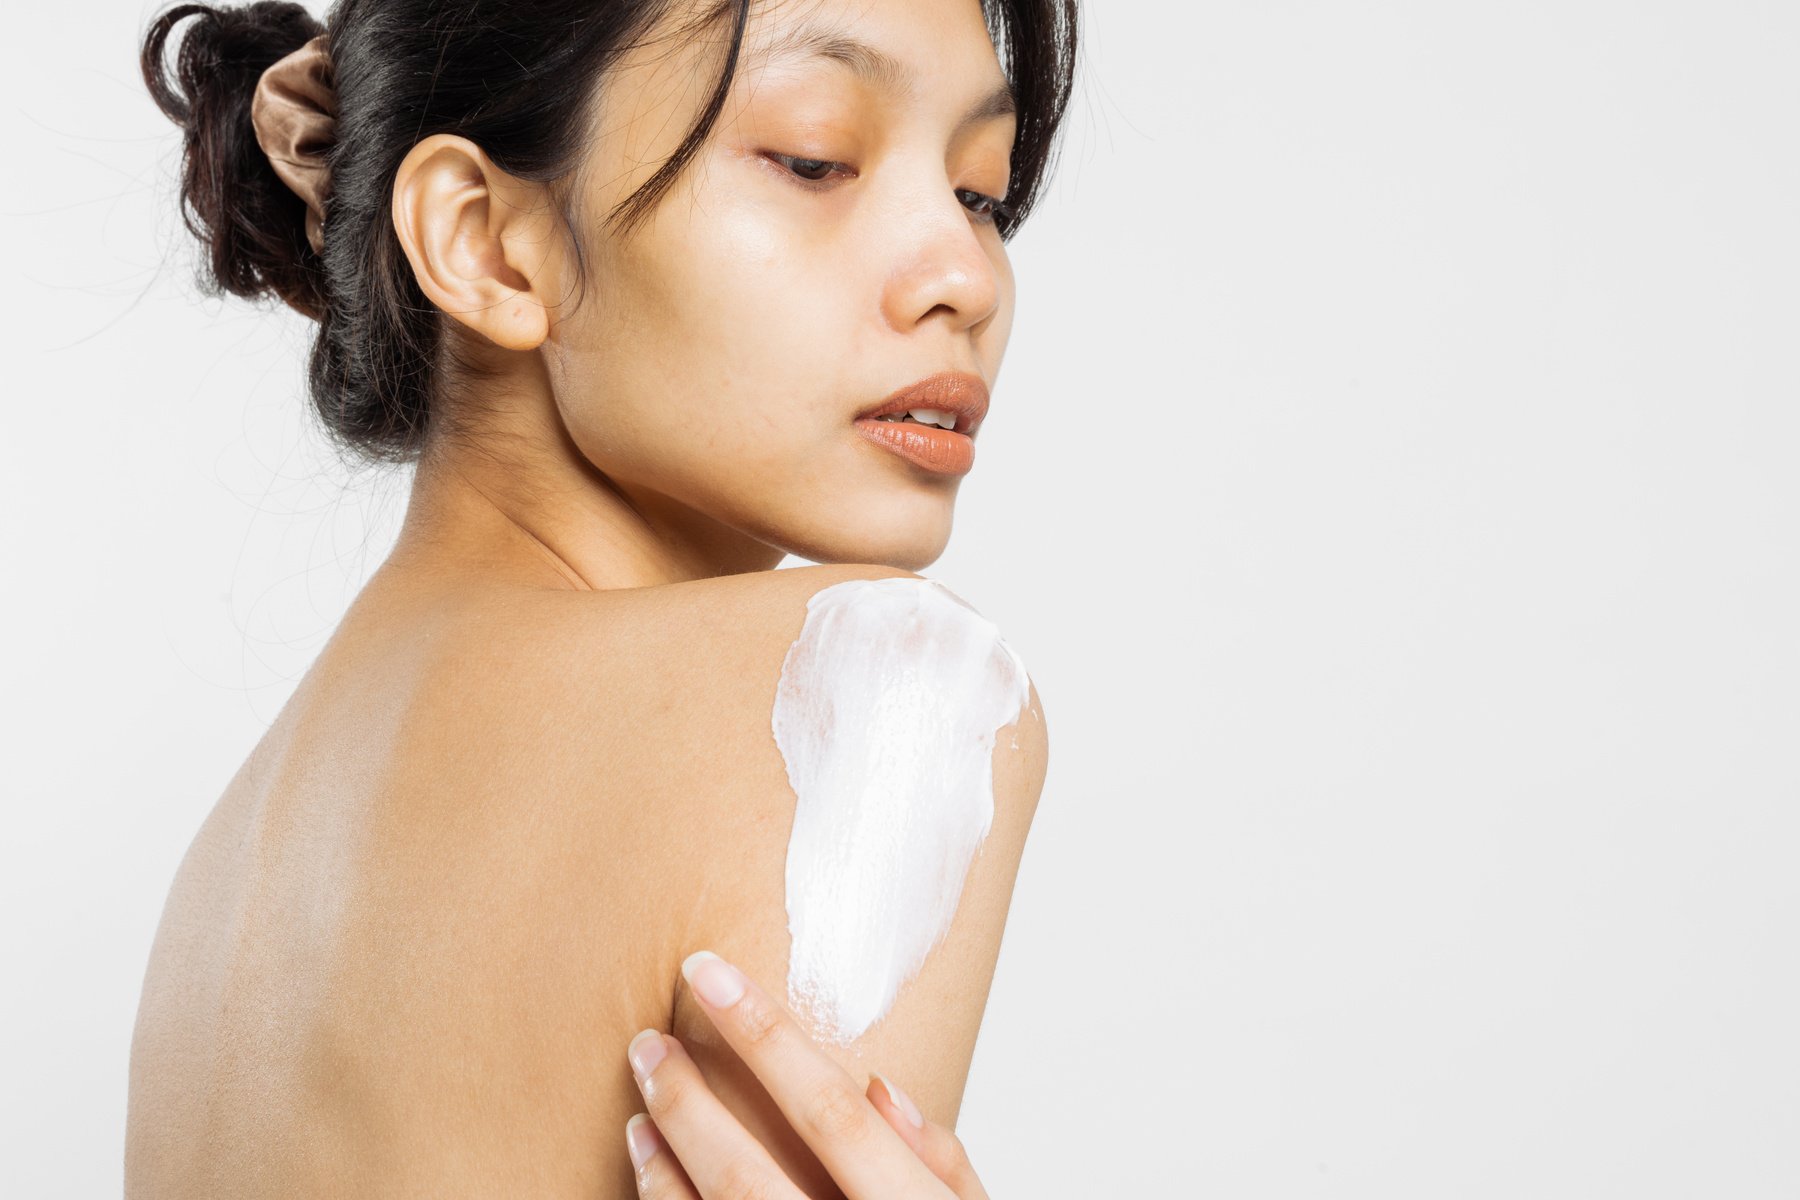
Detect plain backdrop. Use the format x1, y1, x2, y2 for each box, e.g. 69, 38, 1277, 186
4, 0, 1798, 1195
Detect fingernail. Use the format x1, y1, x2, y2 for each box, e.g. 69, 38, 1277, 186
628, 1028, 667, 1084
875, 1071, 925, 1129
682, 950, 747, 1008
625, 1113, 660, 1171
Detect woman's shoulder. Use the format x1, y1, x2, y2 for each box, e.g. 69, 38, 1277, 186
355, 558, 1048, 933
487, 562, 941, 776
492, 560, 1025, 752
464, 555, 1051, 967
413, 561, 1029, 897
513, 561, 1048, 815
520, 563, 1050, 1192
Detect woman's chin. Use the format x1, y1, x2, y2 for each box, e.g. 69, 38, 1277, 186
768, 517, 954, 574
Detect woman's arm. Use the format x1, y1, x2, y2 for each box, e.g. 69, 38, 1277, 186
654, 565, 1050, 1200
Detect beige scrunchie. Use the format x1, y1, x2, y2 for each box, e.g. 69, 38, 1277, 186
249, 33, 336, 254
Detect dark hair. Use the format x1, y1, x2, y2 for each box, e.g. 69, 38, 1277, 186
141, 0, 1080, 466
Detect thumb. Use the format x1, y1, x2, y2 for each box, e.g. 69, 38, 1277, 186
866, 1073, 990, 1200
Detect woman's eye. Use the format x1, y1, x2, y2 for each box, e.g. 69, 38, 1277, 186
770, 152, 847, 184
767, 152, 1015, 227
957, 189, 1017, 227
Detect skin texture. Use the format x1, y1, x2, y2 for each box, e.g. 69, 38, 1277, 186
124, 0, 1048, 1196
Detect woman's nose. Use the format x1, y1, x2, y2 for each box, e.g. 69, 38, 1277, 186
879, 183, 1004, 336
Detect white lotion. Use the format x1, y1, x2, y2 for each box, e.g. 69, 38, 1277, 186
771, 576, 1032, 1047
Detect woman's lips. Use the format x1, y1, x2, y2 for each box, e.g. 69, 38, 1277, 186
855, 371, 990, 440
853, 417, 975, 476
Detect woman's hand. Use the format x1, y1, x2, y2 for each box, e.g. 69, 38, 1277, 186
623, 950, 990, 1199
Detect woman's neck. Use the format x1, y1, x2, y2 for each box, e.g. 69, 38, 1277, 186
385, 408, 786, 593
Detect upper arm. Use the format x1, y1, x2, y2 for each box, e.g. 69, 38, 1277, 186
662, 565, 1048, 1200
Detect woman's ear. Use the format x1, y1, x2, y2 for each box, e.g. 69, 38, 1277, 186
390, 133, 565, 352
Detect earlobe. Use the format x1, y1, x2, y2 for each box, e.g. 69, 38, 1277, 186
389, 133, 558, 352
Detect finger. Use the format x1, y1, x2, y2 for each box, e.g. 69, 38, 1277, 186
867, 1074, 991, 1200
680, 950, 945, 1198
628, 1027, 809, 1200
625, 1113, 701, 1199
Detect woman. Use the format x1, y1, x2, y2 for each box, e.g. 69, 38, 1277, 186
127, 0, 1077, 1193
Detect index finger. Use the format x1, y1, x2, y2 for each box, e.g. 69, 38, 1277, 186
680, 950, 947, 1198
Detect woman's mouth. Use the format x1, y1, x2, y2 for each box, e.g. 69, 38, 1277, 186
853, 415, 975, 475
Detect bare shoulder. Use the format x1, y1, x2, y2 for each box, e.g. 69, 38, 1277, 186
565, 562, 1050, 1199
536, 562, 1048, 798
586, 560, 1050, 873
301, 563, 1046, 1192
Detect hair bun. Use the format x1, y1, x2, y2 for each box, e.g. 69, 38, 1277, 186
141, 1, 329, 319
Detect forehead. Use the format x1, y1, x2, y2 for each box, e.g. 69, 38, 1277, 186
738, 0, 1013, 114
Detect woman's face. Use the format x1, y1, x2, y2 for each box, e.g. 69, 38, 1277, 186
544, 0, 1018, 570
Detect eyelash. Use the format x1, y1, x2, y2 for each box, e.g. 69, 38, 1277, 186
767, 152, 1016, 226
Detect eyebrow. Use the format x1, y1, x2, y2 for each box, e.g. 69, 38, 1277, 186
753, 23, 1019, 136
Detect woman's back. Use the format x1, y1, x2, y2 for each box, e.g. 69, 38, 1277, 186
125, 565, 807, 1194
125, 561, 1048, 1198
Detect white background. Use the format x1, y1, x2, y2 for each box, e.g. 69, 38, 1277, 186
4, 1, 1797, 1195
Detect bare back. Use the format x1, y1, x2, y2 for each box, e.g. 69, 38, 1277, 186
125, 562, 950, 1197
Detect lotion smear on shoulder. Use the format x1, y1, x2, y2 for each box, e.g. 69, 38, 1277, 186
771, 576, 1031, 1047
